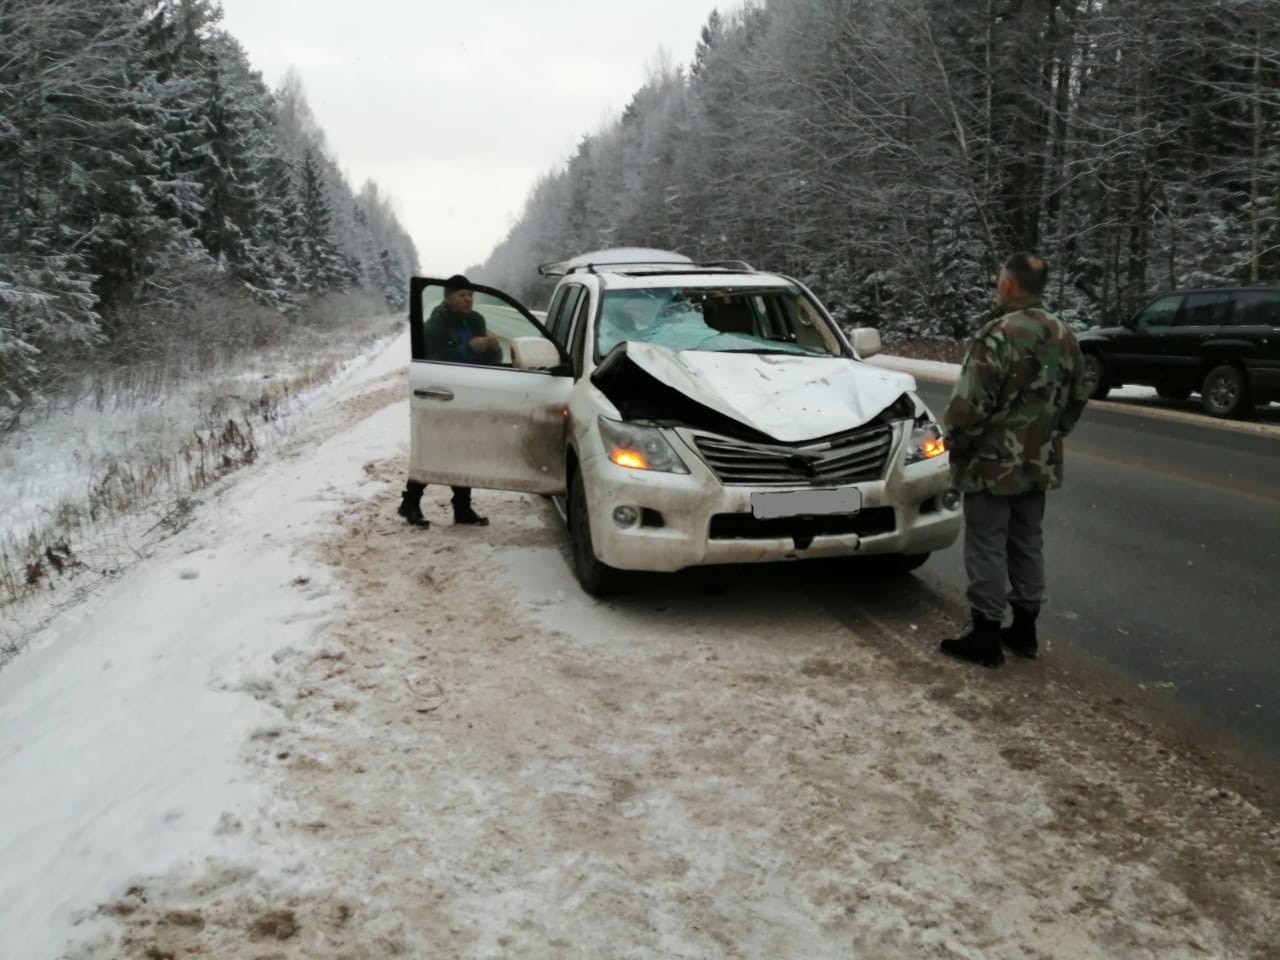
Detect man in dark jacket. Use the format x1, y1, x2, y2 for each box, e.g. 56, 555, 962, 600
422, 274, 503, 366
940, 252, 1089, 667
399, 274, 501, 528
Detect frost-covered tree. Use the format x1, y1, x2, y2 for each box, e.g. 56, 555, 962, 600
293, 148, 346, 292
0, 0, 419, 427
0, 0, 139, 411
479, 0, 1279, 339
356, 181, 414, 308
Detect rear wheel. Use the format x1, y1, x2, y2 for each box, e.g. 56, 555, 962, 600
1082, 353, 1110, 399
568, 467, 622, 596
1156, 385, 1192, 401
1200, 364, 1252, 418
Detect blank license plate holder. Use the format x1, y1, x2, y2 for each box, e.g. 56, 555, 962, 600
750, 486, 862, 519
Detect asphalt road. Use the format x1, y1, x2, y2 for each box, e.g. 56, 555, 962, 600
910, 380, 1280, 771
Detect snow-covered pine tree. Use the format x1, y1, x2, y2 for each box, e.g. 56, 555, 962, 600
294, 148, 347, 293
0, 0, 138, 416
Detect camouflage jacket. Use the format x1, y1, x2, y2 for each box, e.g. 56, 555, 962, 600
944, 296, 1089, 495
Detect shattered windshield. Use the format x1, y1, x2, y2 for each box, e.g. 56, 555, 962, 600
596, 286, 844, 359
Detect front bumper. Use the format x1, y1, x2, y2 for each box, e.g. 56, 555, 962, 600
579, 439, 961, 573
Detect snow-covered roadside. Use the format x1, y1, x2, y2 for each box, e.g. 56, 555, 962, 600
1, 332, 1277, 959
0, 334, 411, 960
0, 317, 406, 657
871, 353, 1280, 437
0, 314, 403, 576
867, 353, 1163, 400
866, 353, 963, 385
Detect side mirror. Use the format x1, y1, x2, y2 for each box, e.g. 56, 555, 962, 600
511, 336, 562, 371
850, 327, 882, 359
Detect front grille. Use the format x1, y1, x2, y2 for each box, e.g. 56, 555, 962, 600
709, 507, 896, 541
691, 422, 894, 486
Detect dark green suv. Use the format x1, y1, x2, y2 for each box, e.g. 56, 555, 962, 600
1078, 286, 1280, 418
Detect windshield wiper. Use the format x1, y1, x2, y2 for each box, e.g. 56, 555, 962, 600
717, 347, 809, 355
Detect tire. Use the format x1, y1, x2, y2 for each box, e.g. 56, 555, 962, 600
568, 467, 622, 596
1200, 363, 1252, 418
1082, 353, 1110, 399
1156, 386, 1192, 401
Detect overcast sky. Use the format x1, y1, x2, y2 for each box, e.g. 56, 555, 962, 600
216, 0, 728, 276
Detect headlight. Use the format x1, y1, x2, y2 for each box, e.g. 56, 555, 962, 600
597, 417, 690, 474
905, 418, 947, 463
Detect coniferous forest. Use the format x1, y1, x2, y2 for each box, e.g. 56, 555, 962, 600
0, 0, 418, 429
6, 0, 1279, 429
480, 0, 1280, 339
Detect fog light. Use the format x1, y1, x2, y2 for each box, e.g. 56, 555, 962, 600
940, 488, 962, 511
612, 505, 639, 527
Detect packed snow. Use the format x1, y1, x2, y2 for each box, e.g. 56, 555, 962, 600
1, 333, 1277, 959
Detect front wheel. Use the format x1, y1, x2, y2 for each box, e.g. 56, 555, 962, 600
1200, 364, 1252, 418
568, 468, 622, 596
1082, 353, 1110, 399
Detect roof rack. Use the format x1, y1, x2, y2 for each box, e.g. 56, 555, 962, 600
538, 253, 758, 278
539, 247, 693, 278
695, 259, 756, 271
535, 259, 670, 277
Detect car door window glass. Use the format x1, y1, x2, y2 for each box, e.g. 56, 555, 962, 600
1131, 295, 1182, 329
549, 285, 583, 348
419, 283, 549, 367
544, 286, 571, 345
1229, 291, 1280, 327
569, 290, 593, 378
1175, 292, 1225, 327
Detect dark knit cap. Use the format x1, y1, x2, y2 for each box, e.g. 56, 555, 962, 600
443, 274, 472, 296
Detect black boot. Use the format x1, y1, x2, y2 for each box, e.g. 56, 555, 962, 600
1001, 605, 1038, 659
451, 487, 488, 526
398, 481, 429, 528
453, 505, 489, 526
940, 613, 1005, 668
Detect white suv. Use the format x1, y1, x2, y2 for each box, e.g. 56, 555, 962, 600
408, 248, 961, 594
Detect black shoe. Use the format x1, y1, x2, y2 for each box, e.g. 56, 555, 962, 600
398, 496, 429, 528
453, 506, 489, 526
1001, 605, 1038, 659
940, 613, 1005, 668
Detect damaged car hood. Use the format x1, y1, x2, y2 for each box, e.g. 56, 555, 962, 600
592, 342, 917, 444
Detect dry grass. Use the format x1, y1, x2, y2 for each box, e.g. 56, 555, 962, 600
0, 304, 401, 664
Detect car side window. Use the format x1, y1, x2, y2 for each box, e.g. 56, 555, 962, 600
1131, 295, 1182, 329
569, 289, 593, 378
547, 285, 583, 348
414, 279, 554, 367
1175, 292, 1226, 327
544, 286, 570, 342
1229, 291, 1280, 327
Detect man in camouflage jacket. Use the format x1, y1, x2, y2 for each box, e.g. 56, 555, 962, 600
940, 252, 1089, 667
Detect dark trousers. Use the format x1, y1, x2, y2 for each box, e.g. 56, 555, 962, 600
404, 480, 471, 508
963, 490, 1047, 621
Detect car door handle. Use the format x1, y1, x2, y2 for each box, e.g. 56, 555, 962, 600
414, 387, 455, 401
